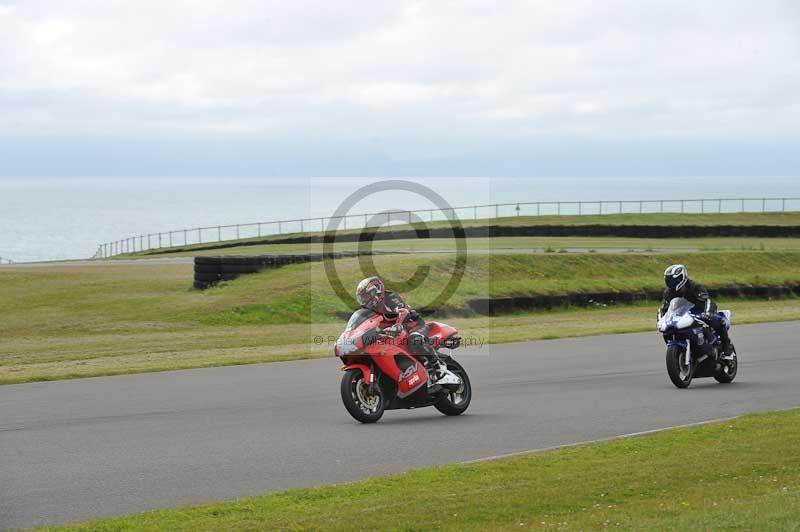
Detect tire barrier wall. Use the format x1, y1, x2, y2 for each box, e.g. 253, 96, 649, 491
194, 252, 371, 289
467, 283, 800, 315
160, 224, 800, 256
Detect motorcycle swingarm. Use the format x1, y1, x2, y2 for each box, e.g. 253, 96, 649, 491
434, 370, 463, 387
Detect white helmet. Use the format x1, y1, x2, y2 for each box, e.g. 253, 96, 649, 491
664, 264, 689, 291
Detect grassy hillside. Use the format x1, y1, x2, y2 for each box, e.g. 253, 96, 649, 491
39, 408, 800, 531
2, 251, 800, 383
141, 235, 800, 258
200, 251, 800, 323
125, 211, 800, 257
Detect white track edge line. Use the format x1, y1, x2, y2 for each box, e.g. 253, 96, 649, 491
460, 414, 748, 465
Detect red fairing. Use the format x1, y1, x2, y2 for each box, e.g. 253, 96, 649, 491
340, 363, 372, 383
336, 309, 460, 402
396, 360, 427, 398
335, 312, 384, 358
424, 321, 459, 349
336, 305, 470, 422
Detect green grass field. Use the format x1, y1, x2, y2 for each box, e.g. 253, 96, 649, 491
2, 251, 800, 384
146, 235, 800, 258
126, 211, 800, 257
199, 251, 800, 322
37, 408, 800, 531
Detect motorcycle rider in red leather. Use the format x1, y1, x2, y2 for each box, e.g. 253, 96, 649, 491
354, 276, 447, 380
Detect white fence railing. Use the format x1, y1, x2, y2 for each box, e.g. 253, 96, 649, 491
94, 196, 800, 258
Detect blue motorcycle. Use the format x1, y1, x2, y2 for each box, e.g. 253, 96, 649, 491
657, 297, 738, 388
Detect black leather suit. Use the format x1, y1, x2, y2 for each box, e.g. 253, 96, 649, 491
659, 279, 731, 355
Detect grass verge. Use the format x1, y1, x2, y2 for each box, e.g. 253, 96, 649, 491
3, 251, 800, 384
2, 298, 799, 385
38, 408, 800, 531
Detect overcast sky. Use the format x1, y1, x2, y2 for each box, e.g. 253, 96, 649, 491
1, 1, 798, 177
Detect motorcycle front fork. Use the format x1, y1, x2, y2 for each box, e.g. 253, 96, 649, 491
367, 362, 379, 395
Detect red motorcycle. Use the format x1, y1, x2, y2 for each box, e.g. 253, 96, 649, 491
334, 309, 472, 423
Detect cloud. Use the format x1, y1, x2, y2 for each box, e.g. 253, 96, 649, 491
0, 0, 798, 175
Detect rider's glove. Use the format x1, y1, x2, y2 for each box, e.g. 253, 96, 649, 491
396, 308, 410, 324
700, 312, 712, 322
381, 324, 403, 337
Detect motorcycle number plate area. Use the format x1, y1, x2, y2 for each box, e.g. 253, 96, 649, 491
397, 363, 427, 398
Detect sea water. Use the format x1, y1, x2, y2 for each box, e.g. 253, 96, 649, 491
0, 176, 797, 262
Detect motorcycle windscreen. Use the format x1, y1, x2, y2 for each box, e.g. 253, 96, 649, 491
666, 297, 694, 317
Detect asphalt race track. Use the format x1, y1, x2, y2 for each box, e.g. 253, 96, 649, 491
2, 321, 799, 529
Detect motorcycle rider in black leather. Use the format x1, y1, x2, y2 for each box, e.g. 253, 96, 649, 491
659, 264, 732, 358
354, 276, 446, 380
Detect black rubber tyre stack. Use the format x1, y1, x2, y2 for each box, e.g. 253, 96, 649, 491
193, 251, 356, 289
194, 256, 222, 289
220, 256, 261, 275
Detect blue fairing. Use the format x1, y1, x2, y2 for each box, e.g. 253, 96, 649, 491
662, 322, 716, 353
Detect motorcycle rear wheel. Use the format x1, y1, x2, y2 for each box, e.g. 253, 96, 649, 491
434, 360, 472, 416
666, 344, 693, 388
714, 344, 738, 384
340, 369, 385, 423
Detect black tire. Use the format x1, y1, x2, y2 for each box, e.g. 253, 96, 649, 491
220, 257, 260, 266
714, 344, 738, 383
194, 264, 222, 274
194, 272, 221, 282
193, 280, 214, 290
340, 369, 385, 423
194, 256, 221, 265
220, 265, 262, 274
434, 359, 472, 416
666, 344, 693, 388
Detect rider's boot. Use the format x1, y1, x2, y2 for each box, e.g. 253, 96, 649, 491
409, 331, 446, 382
721, 335, 732, 358
717, 325, 732, 358
421, 346, 446, 382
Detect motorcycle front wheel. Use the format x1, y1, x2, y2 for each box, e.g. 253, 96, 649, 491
666, 344, 693, 388
434, 359, 472, 416
340, 369, 385, 423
